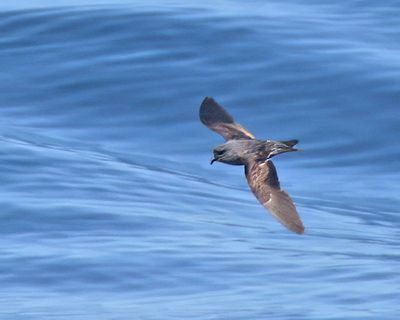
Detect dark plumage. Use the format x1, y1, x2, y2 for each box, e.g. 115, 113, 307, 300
200, 97, 305, 235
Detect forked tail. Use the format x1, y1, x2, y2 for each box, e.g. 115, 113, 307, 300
268, 140, 300, 158
279, 139, 299, 148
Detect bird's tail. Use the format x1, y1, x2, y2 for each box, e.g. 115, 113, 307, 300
279, 139, 299, 148
269, 141, 301, 158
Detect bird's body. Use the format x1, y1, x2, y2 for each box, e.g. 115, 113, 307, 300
212, 139, 298, 165
200, 96, 305, 235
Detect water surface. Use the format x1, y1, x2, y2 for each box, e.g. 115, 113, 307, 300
0, 1, 399, 319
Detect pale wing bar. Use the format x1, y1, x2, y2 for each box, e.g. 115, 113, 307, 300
199, 97, 255, 141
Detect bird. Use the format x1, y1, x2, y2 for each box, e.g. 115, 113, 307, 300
199, 96, 305, 234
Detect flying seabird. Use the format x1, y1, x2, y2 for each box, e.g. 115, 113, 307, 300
200, 97, 305, 234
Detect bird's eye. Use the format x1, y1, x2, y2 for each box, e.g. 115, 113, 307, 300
215, 149, 224, 155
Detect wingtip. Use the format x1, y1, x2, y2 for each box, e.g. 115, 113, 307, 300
201, 96, 215, 106
199, 97, 213, 123
297, 226, 305, 235
291, 224, 305, 235
199, 96, 227, 124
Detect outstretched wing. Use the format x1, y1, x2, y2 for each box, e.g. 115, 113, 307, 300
245, 160, 305, 234
199, 97, 255, 141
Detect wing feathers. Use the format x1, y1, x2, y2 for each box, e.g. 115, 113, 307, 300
245, 160, 305, 234
199, 97, 255, 141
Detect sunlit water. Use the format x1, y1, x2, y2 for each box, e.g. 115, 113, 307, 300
0, 1, 399, 319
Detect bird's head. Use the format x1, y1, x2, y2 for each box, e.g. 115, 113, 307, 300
211, 143, 241, 165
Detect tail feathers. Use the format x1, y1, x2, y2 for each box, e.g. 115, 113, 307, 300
268, 140, 300, 158
280, 139, 298, 148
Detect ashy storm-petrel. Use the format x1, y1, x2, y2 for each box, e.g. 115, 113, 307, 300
200, 97, 305, 234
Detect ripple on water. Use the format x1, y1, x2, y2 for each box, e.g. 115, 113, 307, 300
0, 1, 399, 319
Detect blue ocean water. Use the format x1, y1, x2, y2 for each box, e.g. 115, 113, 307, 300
0, 1, 399, 319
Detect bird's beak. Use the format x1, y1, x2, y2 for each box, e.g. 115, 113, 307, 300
210, 158, 217, 165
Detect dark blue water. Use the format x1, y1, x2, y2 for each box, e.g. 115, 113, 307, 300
1, 1, 399, 319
